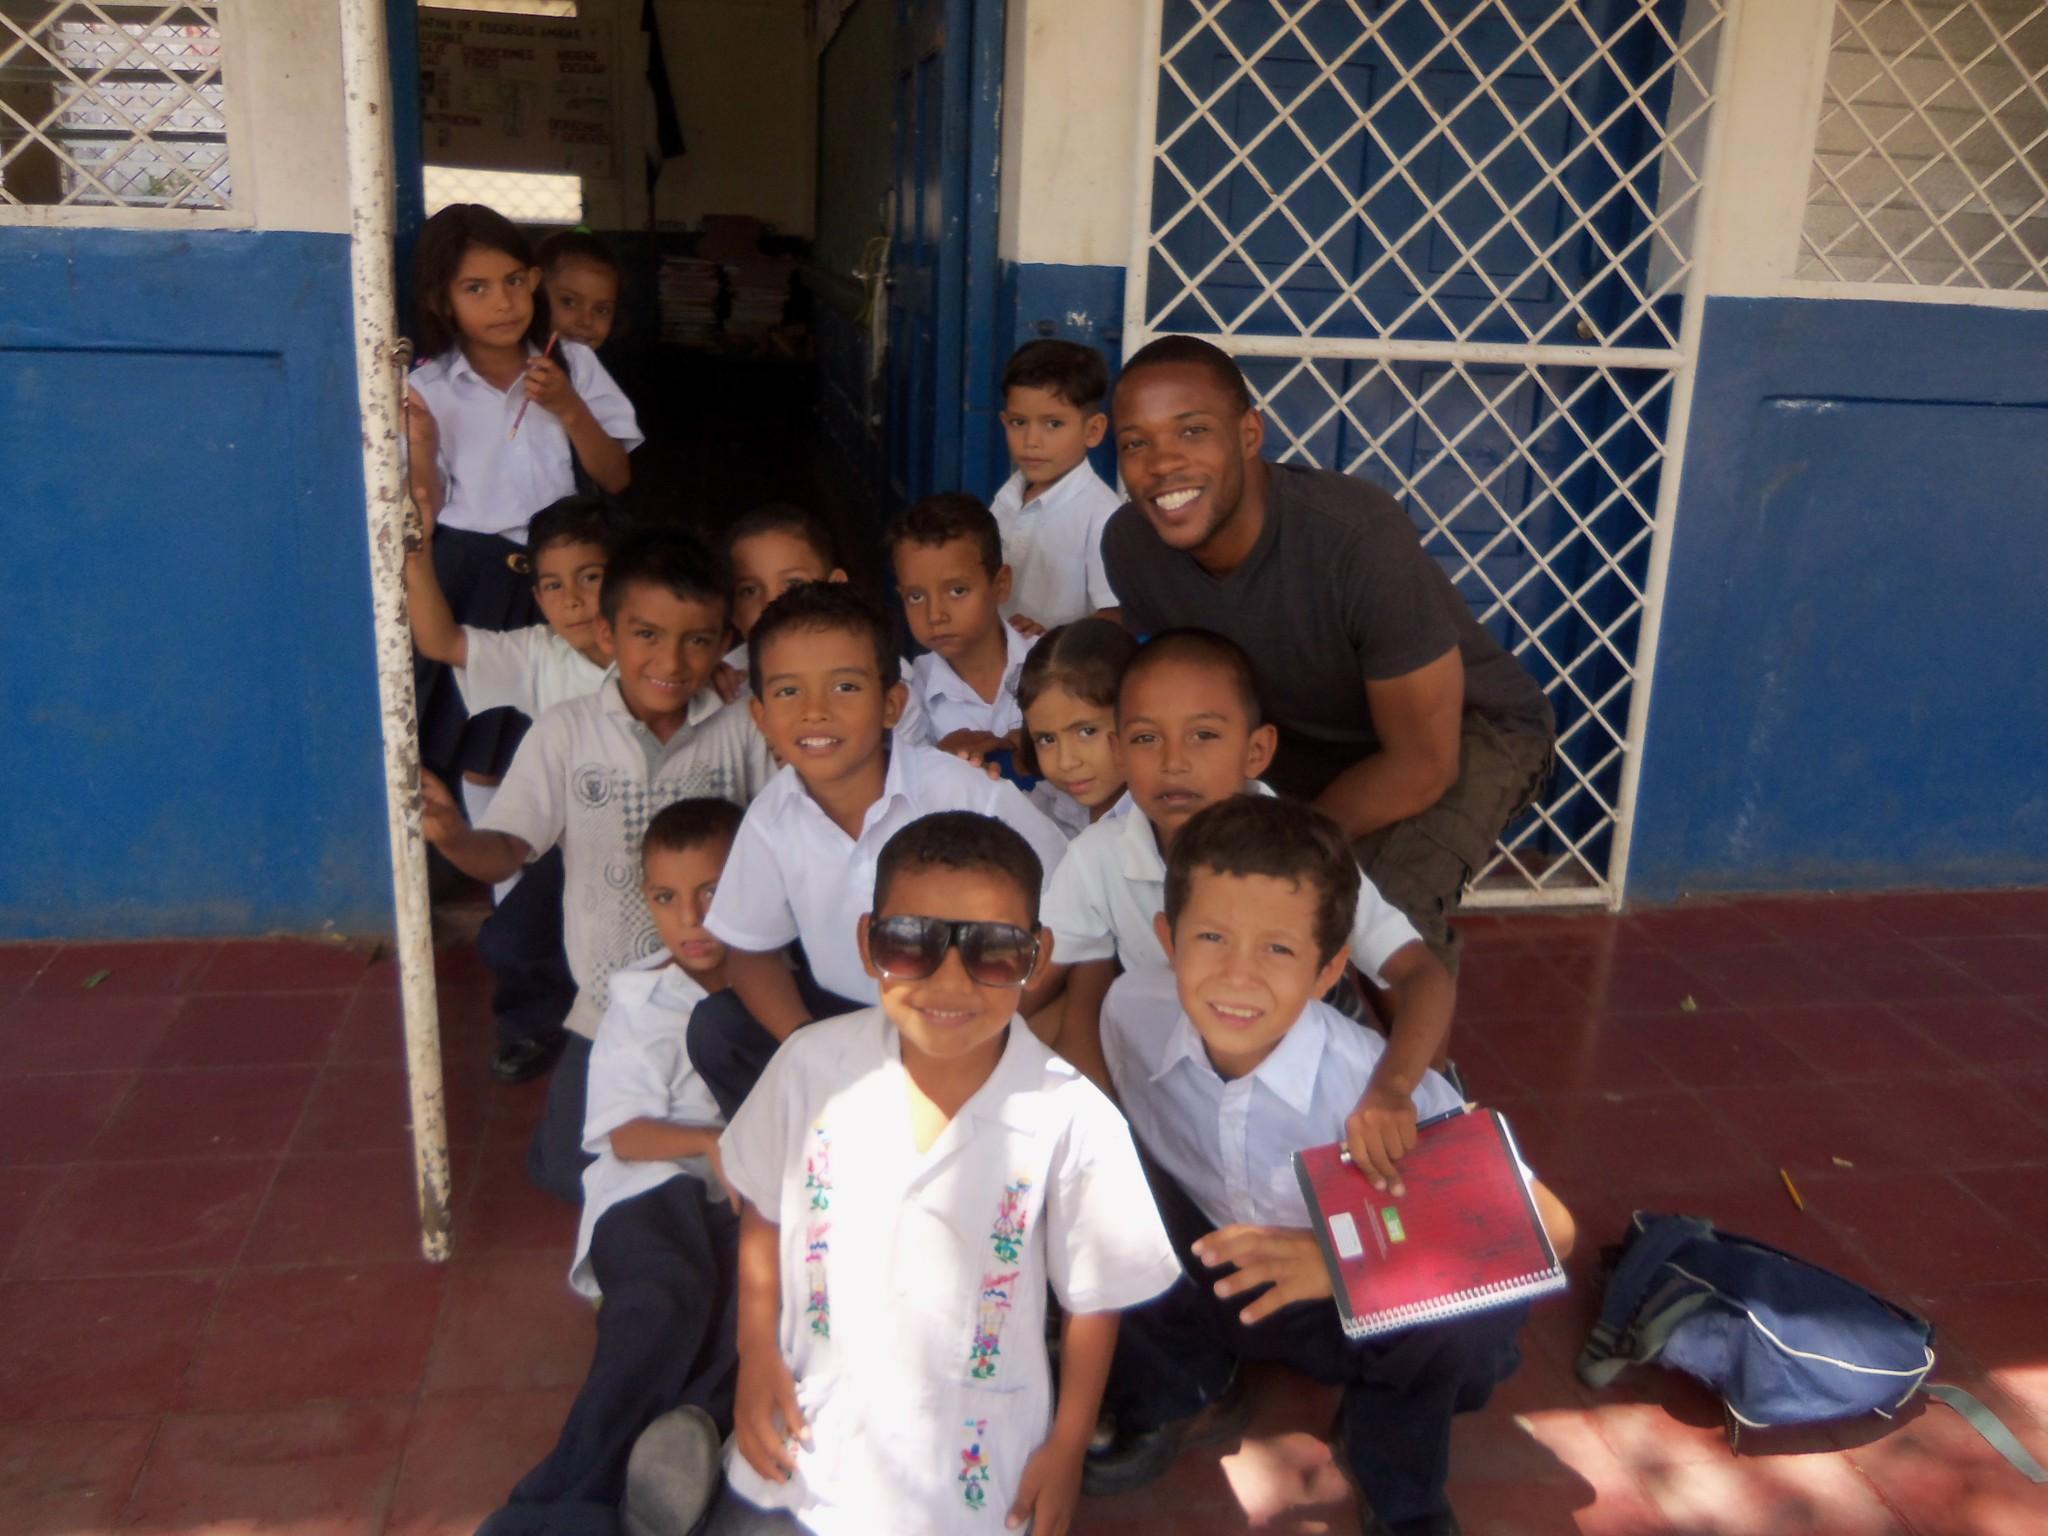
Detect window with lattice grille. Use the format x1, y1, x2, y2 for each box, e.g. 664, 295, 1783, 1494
1799, 0, 2048, 291
0, 2, 229, 210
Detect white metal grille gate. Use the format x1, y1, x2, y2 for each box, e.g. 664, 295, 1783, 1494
1122, 0, 1736, 907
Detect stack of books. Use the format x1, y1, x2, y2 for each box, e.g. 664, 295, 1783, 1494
658, 256, 721, 345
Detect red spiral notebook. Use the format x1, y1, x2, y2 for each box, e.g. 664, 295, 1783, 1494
1293, 1108, 1565, 1338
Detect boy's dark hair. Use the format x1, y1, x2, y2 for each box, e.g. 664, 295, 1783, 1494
525, 494, 612, 578
873, 811, 1044, 928
1164, 795, 1359, 966
600, 528, 728, 624
883, 493, 1003, 579
536, 228, 621, 279
748, 580, 901, 698
723, 501, 839, 573
412, 203, 543, 360
1116, 334, 1253, 416
643, 796, 744, 862
1015, 618, 1140, 776
1119, 627, 1263, 728
1002, 339, 1109, 413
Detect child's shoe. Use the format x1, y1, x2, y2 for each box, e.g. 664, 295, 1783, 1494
622, 1404, 721, 1536
1081, 1369, 1248, 1495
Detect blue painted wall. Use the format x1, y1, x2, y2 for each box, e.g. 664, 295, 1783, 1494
1, 228, 395, 938
1627, 295, 2048, 901
979, 260, 1125, 495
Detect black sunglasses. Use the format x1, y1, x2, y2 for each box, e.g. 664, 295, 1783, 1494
867, 914, 1041, 988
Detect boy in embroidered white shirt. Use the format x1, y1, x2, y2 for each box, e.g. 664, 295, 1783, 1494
889, 493, 1035, 763
628, 812, 1180, 1536
1089, 796, 1574, 1535
480, 798, 744, 1536
992, 340, 1122, 635
420, 530, 775, 1201
689, 583, 1071, 1118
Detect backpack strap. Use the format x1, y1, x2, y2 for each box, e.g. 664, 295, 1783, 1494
1577, 1213, 1715, 1388
1923, 1384, 2048, 1483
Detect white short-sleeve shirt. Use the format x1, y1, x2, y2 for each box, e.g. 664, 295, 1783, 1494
893, 622, 1034, 750
454, 624, 608, 719
1041, 783, 1422, 983
480, 679, 777, 1036
411, 339, 644, 540
717, 1010, 1181, 1536
571, 954, 724, 1298
990, 461, 1122, 627
722, 641, 752, 703
1101, 967, 1465, 1231
705, 745, 1072, 1003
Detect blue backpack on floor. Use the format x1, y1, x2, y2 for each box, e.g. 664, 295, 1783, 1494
1577, 1212, 2043, 1478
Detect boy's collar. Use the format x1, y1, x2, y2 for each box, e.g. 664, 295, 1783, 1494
1157, 1000, 1327, 1113
601, 673, 722, 731
1012, 457, 1099, 510
921, 618, 1033, 704
794, 738, 900, 829
881, 1010, 1043, 1135
1125, 778, 1278, 880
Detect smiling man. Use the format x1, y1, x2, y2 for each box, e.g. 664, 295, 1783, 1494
1100, 336, 1555, 970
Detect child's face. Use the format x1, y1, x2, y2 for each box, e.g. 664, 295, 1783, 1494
1002, 384, 1107, 491
860, 862, 1043, 1068
729, 530, 841, 641
1157, 866, 1349, 1080
1023, 683, 1121, 810
1118, 659, 1277, 845
643, 836, 732, 979
893, 537, 1010, 663
530, 538, 608, 654
748, 624, 906, 787
545, 257, 619, 350
448, 244, 539, 352
598, 581, 727, 725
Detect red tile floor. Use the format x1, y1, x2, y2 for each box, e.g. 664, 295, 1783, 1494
2, 890, 2046, 1534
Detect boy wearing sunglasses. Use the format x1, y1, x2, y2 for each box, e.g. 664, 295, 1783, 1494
629, 812, 1180, 1536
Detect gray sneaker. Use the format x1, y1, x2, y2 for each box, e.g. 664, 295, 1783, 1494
623, 1404, 722, 1536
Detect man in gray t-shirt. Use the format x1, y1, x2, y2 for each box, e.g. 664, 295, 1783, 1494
1101, 336, 1555, 969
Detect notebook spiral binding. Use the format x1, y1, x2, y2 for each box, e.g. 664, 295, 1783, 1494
1344, 1268, 1569, 1338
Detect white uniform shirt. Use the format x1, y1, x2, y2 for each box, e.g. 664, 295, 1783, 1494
705, 745, 1072, 1004
1041, 784, 1422, 983
482, 680, 776, 1036
1028, 780, 1103, 841
990, 461, 1122, 627
1101, 968, 1464, 1231
454, 624, 608, 719
571, 954, 724, 1298
718, 1009, 1181, 1536
893, 623, 1034, 750
722, 641, 752, 703
411, 340, 644, 540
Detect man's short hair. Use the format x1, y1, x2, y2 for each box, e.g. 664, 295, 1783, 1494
643, 797, 744, 861
1164, 796, 1359, 966
1118, 627, 1263, 728
599, 528, 727, 624
525, 494, 612, 575
1116, 334, 1253, 416
748, 580, 902, 698
1002, 339, 1109, 413
883, 493, 1003, 579
722, 501, 839, 573
873, 811, 1044, 927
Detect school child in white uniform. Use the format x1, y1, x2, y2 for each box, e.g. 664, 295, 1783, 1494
1015, 617, 1140, 839
688, 583, 1072, 1119
479, 799, 744, 1536
420, 531, 775, 1202
713, 503, 849, 704
991, 340, 1122, 634
620, 811, 1181, 1536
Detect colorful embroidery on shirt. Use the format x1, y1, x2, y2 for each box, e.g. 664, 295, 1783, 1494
990, 1178, 1032, 1263
802, 1122, 831, 1338
969, 1270, 1020, 1379
959, 1418, 991, 1511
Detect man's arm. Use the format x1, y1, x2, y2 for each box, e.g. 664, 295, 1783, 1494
726, 947, 815, 1043
1344, 941, 1455, 1195
1313, 649, 1465, 839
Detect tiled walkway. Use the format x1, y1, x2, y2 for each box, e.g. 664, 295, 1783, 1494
2, 892, 2045, 1534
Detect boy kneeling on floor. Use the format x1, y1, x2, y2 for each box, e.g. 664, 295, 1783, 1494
1090, 794, 1575, 1536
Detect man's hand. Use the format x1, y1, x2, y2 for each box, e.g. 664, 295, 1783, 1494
1191, 1225, 1334, 1324
418, 769, 466, 846
1007, 614, 1048, 639
1005, 1435, 1084, 1534
523, 354, 584, 420
710, 661, 747, 705
1344, 1077, 1419, 1197
733, 1345, 808, 1483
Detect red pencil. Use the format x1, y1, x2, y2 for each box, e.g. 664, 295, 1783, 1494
507, 331, 559, 441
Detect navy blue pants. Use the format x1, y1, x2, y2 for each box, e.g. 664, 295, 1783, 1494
685, 967, 860, 1120
1107, 1168, 1525, 1528
528, 1032, 597, 1204
475, 846, 576, 1049
478, 1176, 741, 1536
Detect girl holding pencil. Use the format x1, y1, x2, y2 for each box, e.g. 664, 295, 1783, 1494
404, 202, 643, 804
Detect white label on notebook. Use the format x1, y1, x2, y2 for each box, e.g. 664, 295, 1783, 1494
1328, 1212, 1363, 1260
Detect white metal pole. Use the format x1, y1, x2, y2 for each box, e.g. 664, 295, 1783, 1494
336, 0, 452, 1261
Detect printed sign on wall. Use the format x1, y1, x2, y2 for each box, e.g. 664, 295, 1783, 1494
419, 9, 616, 177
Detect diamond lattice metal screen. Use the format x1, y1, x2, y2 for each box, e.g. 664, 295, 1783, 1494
0, 2, 229, 210
1127, 0, 1730, 905
1798, 0, 2048, 290
423, 165, 584, 225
